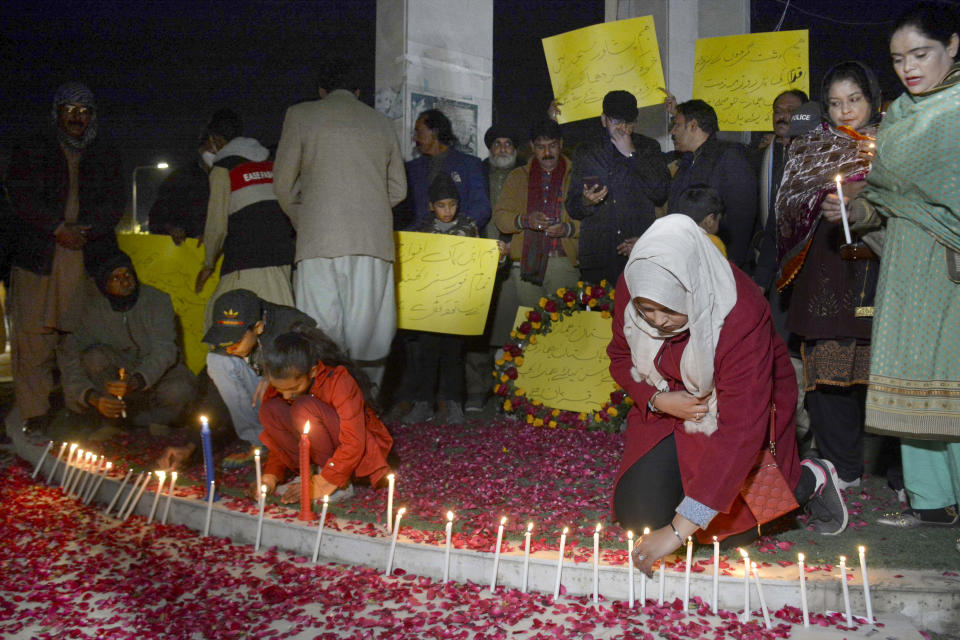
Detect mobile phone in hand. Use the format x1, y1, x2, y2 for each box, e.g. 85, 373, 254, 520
584, 175, 602, 190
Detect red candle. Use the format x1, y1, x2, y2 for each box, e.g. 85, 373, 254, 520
299, 421, 315, 521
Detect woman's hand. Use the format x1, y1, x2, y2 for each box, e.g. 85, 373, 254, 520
632, 515, 698, 577
652, 390, 709, 422
822, 181, 867, 224
248, 474, 278, 500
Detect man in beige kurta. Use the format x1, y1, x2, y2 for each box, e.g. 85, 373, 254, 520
5, 82, 124, 434
273, 69, 406, 388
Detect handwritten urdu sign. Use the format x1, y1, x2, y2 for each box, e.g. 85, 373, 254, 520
542, 15, 665, 124
516, 310, 615, 413
117, 233, 220, 375
693, 30, 809, 131
394, 231, 500, 335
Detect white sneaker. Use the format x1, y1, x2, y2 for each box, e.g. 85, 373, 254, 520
837, 477, 861, 491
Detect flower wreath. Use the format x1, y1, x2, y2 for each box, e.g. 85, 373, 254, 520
492, 280, 632, 432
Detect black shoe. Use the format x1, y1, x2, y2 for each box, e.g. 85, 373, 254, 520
803, 458, 848, 536
21, 415, 50, 438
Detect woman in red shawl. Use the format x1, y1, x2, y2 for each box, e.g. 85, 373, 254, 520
610, 216, 847, 575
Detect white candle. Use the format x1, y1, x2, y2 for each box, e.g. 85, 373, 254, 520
48, 442, 68, 485
32, 441, 53, 479
254, 448, 262, 497
835, 175, 852, 244
105, 469, 133, 516
147, 471, 166, 524
858, 546, 873, 624
85, 460, 111, 505
386, 473, 395, 535
627, 530, 635, 608
82, 456, 104, 504
79, 453, 98, 497
255, 485, 267, 551
490, 516, 507, 593
798, 552, 810, 627
116, 471, 146, 519
740, 548, 751, 623
385, 507, 405, 575
123, 471, 152, 521
712, 536, 720, 614
161, 471, 177, 525
592, 523, 601, 604
443, 511, 454, 582
64, 448, 84, 495
840, 556, 853, 627
553, 527, 567, 600
71, 452, 93, 498
521, 522, 533, 593
658, 557, 665, 605
202, 480, 215, 537
640, 527, 650, 606
311, 494, 330, 563
751, 561, 772, 629
683, 536, 693, 612
60, 443, 78, 488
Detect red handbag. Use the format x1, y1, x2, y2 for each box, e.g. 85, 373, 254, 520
739, 405, 799, 527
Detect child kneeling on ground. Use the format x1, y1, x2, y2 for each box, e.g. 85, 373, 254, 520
251, 328, 393, 503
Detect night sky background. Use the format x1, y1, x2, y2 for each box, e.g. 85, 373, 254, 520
0, 0, 954, 218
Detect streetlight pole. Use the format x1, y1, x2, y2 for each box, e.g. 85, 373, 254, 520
131, 162, 170, 232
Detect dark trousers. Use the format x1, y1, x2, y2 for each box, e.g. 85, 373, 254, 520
805, 385, 865, 482
614, 434, 685, 533
414, 332, 465, 403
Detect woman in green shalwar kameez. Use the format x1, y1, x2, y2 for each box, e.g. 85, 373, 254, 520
850, 3, 960, 528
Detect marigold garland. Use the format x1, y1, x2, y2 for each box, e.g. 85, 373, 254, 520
492, 280, 632, 432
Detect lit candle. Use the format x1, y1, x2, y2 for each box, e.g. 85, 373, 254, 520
85, 461, 111, 506
123, 471, 151, 521
116, 471, 146, 519
627, 530, 635, 608
200, 416, 216, 503
203, 480, 215, 537
69, 452, 92, 498
712, 536, 720, 614
118, 367, 127, 418
254, 448, 262, 497
521, 522, 533, 593
490, 516, 507, 593
640, 527, 650, 606
553, 527, 568, 600
386, 473, 395, 534
147, 471, 166, 524
683, 536, 693, 612
798, 552, 810, 627
835, 175, 852, 244
751, 561, 772, 629
840, 555, 853, 627
63, 448, 84, 495
658, 557, 665, 605
592, 523, 601, 604
60, 443, 78, 487
299, 421, 315, 521
311, 494, 330, 563
739, 548, 751, 623
859, 546, 873, 624
48, 442, 68, 485
32, 440, 53, 479
255, 484, 267, 551
105, 469, 133, 516
385, 507, 405, 575
443, 511, 454, 582
161, 471, 177, 525
81, 456, 105, 504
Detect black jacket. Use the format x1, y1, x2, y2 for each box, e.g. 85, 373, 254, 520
668, 136, 759, 270
6, 133, 124, 276
566, 133, 670, 282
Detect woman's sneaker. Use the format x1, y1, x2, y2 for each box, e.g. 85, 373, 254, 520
802, 458, 848, 536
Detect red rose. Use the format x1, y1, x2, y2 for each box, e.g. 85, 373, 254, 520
592, 286, 606, 298
528, 311, 542, 323
518, 322, 532, 334
496, 385, 508, 396
610, 390, 626, 404
508, 344, 522, 357
563, 291, 576, 303
506, 367, 518, 380
544, 300, 557, 312
598, 303, 610, 312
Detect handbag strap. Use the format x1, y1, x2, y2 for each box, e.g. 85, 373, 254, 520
767, 404, 777, 456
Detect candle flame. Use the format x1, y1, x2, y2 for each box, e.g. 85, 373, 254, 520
69, 443, 77, 451
595, 523, 602, 532
527, 522, 533, 532
643, 527, 651, 535
261, 484, 267, 495
836, 174, 842, 182
840, 555, 846, 562
798, 552, 805, 562
627, 530, 634, 540
397, 507, 406, 516
687, 536, 692, 543
500, 516, 507, 525
200, 415, 208, 425
447, 511, 454, 521
751, 561, 758, 570
170, 471, 177, 481
562, 527, 568, 534
303, 421, 311, 435
388, 473, 395, 481
858, 545, 865, 553
105, 462, 112, 469
156, 470, 166, 479
323, 494, 329, 503
254, 448, 260, 456
713, 535, 718, 542
738, 547, 749, 559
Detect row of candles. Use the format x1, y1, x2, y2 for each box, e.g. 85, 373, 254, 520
33, 435, 875, 628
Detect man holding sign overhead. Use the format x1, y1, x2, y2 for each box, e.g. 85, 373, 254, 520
566, 91, 670, 284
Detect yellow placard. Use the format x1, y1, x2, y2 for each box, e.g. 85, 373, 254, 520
517, 310, 615, 413
693, 30, 809, 131
394, 231, 500, 335
117, 233, 219, 375
542, 15, 665, 124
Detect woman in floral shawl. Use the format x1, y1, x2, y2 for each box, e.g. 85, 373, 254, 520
851, 3, 960, 528
774, 61, 881, 493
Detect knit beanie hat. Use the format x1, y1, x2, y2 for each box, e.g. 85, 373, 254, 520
428, 173, 460, 204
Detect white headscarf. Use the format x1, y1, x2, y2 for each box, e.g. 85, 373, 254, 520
622, 215, 737, 435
